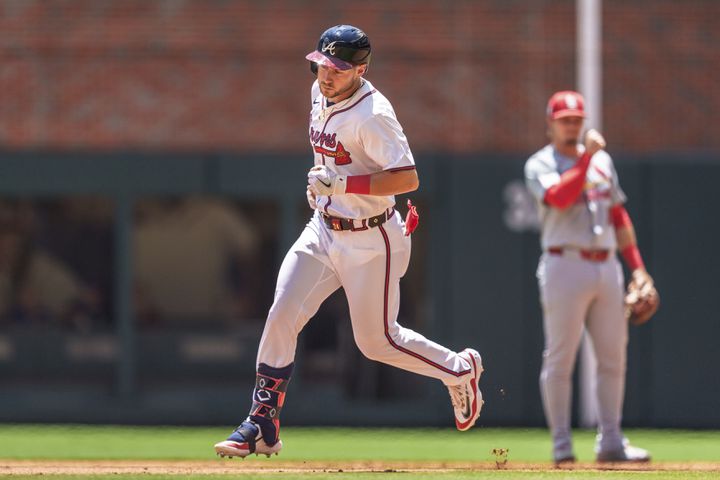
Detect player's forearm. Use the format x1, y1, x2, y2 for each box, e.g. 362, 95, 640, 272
308, 166, 418, 196
365, 169, 419, 196
611, 204, 646, 272
543, 152, 591, 209
614, 224, 636, 251
344, 168, 418, 196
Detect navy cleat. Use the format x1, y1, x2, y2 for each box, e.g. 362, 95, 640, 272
214, 420, 282, 459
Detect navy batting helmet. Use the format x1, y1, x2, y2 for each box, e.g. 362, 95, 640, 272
306, 25, 371, 74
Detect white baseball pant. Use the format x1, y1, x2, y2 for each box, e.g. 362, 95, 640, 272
257, 210, 472, 386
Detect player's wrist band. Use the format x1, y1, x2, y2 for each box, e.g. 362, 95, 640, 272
621, 245, 645, 271
346, 174, 371, 194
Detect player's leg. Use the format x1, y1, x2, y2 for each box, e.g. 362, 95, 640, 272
215, 218, 341, 458
586, 258, 649, 462
537, 254, 595, 462
585, 258, 626, 453
256, 236, 341, 369
336, 213, 482, 430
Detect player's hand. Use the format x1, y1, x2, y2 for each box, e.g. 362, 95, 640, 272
584, 129, 606, 156
630, 268, 654, 292
306, 186, 317, 210
308, 165, 347, 196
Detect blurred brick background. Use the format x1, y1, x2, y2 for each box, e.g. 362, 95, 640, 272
0, 0, 717, 154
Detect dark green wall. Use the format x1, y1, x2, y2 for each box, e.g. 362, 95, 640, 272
0, 152, 717, 427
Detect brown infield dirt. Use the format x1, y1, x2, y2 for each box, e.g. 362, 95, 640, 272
1, 460, 719, 475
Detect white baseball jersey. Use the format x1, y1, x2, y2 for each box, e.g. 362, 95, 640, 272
254, 76, 474, 389
524, 144, 627, 250
308, 79, 415, 219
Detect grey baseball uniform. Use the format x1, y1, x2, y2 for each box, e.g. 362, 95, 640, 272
525, 144, 630, 456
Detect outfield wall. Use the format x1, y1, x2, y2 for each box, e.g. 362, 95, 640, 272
0, 153, 717, 428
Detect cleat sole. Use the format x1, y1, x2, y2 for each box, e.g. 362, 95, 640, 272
213, 438, 282, 459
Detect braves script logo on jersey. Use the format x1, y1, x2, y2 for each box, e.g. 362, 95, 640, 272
310, 127, 353, 165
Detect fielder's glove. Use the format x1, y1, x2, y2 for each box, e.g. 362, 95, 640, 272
308, 165, 347, 196
624, 270, 660, 326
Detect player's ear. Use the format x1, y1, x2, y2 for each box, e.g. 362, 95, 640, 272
357, 64, 368, 77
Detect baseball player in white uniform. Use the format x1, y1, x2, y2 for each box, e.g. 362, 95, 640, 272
525, 91, 654, 463
214, 24, 483, 459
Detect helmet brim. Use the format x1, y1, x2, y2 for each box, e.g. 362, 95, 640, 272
305, 50, 354, 71
550, 109, 586, 120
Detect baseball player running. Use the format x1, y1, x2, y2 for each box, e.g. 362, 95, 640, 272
525, 91, 655, 464
214, 25, 483, 459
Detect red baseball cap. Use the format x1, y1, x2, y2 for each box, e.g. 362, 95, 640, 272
546, 91, 587, 119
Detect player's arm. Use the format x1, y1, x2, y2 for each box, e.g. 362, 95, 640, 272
351, 167, 419, 196
543, 129, 606, 209
611, 203, 652, 284
307, 166, 418, 196
542, 152, 590, 208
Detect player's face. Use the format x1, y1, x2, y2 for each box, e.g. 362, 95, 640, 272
317, 64, 367, 102
550, 116, 584, 146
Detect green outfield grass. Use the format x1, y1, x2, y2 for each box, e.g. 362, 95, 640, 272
1, 425, 719, 461
1, 425, 719, 479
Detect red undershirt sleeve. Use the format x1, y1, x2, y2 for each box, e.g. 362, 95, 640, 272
610, 204, 646, 270
543, 152, 591, 209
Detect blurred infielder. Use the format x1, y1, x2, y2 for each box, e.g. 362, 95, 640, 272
525, 91, 656, 463
214, 24, 483, 459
